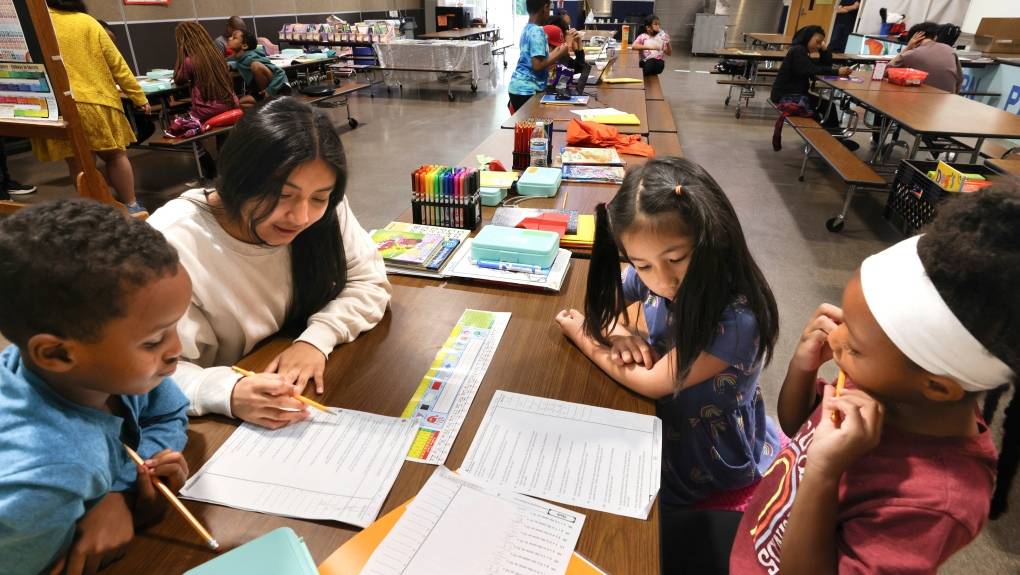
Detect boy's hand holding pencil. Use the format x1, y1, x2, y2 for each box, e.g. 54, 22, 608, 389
134, 449, 190, 524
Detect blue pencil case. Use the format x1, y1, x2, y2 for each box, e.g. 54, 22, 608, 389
471, 225, 560, 268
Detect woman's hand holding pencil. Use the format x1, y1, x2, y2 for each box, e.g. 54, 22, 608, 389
228, 369, 312, 429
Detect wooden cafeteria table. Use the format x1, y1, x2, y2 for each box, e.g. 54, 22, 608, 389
418, 26, 499, 41
744, 32, 793, 49
104, 261, 659, 575
842, 90, 1020, 162
816, 72, 947, 93
501, 87, 649, 135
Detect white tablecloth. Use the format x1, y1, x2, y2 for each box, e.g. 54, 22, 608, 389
374, 40, 497, 90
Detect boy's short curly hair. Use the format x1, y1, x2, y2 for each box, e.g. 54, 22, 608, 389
0, 200, 180, 347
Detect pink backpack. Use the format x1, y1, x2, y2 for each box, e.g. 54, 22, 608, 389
164, 113, 203, 139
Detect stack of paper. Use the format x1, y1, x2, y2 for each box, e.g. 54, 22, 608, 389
372, 222, 470, 276
443, 239, 573, 291
571, 107, 641, 126
360, 467, 585, 575
180, 409, 419, 528
461, 391, 662, 519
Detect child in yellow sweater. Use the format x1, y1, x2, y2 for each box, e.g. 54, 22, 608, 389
32, 1, 151, 214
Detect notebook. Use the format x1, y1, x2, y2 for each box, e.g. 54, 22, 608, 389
560, 214, 595, 250
185, 528, 317, 575
371, 222, 470, 273
561, 165, 626, 184
560, 146, 624, 166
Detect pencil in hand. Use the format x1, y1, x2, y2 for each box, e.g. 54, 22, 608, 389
830, 369, 847, 424
230, 365, 332, 414
123, 444, 219, 551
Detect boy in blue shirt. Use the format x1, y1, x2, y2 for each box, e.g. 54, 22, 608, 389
508, 0, 578, 113
0, 200, 192, 575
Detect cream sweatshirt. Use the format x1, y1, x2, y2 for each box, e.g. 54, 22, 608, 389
147, 189, 391, 417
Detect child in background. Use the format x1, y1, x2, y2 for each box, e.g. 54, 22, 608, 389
555, 157, 782, 571
228, 29, 291, 107
214, 15, 247, 56
174, 22, 240, 123
632, 14, 671, 76
889, 21, 962, 93
508, 0, 578, 113
0, 200, 191, 575
174, 21, 241, 178
731, 186, 1019, 573
147, 98, 390, 429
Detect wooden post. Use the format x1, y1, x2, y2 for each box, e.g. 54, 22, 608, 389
0, 0, 117, 213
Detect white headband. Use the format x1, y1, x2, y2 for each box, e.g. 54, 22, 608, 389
860, 235, 1014, 392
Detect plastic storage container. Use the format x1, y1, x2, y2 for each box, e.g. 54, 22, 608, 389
884, 159, 999, 236
471, 226, 560, 268
480, 186, 506, 206
516, 166, 562, 197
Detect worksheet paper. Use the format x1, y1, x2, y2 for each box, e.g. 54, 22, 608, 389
362, 467, 584, 575
461, 391, 662, 519
180, 409, 419, 528
402, 310, 511, 465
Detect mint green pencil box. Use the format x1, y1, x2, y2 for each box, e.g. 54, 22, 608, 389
516, 166, 562, 197
472, 225, 560, 268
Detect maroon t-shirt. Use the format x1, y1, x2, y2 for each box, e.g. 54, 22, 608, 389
730, 382, 997, 574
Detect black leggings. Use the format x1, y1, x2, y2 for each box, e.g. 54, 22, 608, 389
641, 58, 665, 77
508, 93, 532, 114
660, 505, 743, 574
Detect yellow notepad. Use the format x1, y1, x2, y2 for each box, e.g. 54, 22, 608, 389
588, 113, 641, 125
603, 77, 642, 84
561, 214, 595, 248
480, 170, 519, 189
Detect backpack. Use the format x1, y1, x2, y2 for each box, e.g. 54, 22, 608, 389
164, 113, 203, 139
714, 59, 747, 75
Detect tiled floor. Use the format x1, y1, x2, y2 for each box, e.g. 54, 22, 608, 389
4, 50, 1018, 573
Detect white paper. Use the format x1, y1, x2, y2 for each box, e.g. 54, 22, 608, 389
461, 391, 662, 519
444, 239, 572, 292
180, 409, 419, 528
362, 467, 584, 575
571, 107, 625, 120
403, 310, 511, 465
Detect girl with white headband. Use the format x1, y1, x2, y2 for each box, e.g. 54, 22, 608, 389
730, 185, 1019, 573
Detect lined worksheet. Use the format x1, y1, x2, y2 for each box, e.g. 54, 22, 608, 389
461, 391, 662, 519
362, 467, 584, 575
180, 409, 419, 528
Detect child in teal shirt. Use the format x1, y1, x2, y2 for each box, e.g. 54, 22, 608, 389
229, 29, 292, 105
0, 200, 192, 574
508, 0, 577, 113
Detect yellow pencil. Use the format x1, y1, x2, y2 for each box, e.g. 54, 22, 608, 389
561, 189, 570, 210
230, 365, 332, 413
831, 369, 847, 424
123, 444, 219, 551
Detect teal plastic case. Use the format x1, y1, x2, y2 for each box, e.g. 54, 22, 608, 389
480, 186, 506, 206
471, 225, 560, 268
516, 166, 562, 197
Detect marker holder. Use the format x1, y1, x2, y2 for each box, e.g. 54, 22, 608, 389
412, 192, 482, 230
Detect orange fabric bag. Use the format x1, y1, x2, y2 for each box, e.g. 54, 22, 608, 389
565, 118, 655, 157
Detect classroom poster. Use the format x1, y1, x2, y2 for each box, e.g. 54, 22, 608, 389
0, 62, 57, 121
0, 0, 59, 122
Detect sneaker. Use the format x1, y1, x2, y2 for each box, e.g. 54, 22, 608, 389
5, 180, 36, 195
840, 139, 860, 152
125, 201, 149, 216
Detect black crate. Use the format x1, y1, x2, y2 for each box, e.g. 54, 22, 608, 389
884, 159, 999, 236
412, 192, 482, 230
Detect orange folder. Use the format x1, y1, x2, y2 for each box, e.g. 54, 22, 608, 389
318, 498, 607, 574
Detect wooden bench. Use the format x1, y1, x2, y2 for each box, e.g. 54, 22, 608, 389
650, 132, 683, 158
144, 125, 234, 180
299, 82, 370, 129
644, 75, 664, 101
949, 137, 1020, 160
784, 116, 887, 232
646, 100, 677, 133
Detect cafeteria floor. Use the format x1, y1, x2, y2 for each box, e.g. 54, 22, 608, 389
7, 49, 1018, 573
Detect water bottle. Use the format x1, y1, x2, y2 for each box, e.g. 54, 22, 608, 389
530, 121, 548, 167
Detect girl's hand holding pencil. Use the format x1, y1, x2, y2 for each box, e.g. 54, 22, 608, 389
229, 369, 311, 429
